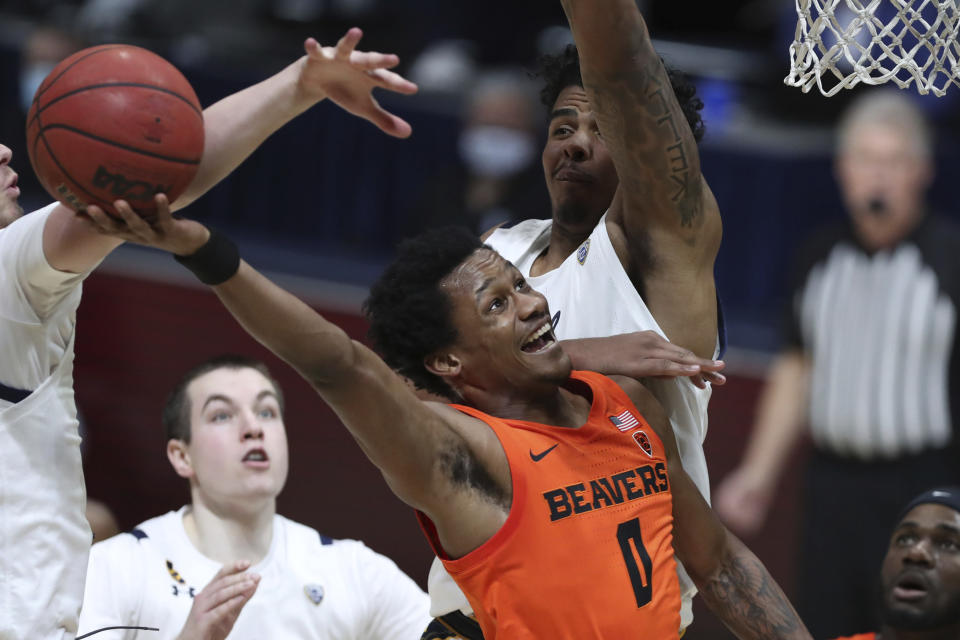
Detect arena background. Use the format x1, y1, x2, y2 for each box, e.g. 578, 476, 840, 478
1, 1, 959, 637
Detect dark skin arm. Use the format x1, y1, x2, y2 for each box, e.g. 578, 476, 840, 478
82, 198, 512, 560
560, 330, 725, 389
613, 375, 811, 640
560, 0, 722, 359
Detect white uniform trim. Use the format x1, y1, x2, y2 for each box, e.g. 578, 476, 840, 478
800, 242, 955, 458
427, 215, 714, 630
78, 508, 431, 639
0, 204, 93, 640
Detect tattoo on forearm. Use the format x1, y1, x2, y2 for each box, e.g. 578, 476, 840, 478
647, 84, 699, 226
585, 62, 703, 229
700, 547, 810, 640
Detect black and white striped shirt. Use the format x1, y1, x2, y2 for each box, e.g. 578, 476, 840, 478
787, 216, 960, 459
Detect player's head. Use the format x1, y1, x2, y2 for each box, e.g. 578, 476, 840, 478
163, 355, 289, 508
365, 227, 569, 403
535, 45, 705, 236
0, 144, 24, 229
835, 90, 934, 251
879, 487, 960, 634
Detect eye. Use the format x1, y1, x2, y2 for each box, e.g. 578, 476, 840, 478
210, 410, 232, 423
896, 533, 918, 546
258, 407, 277, 419
514, 278, 528, 291
937, 538, 960, 552
488, 297, 504, 312
551, 124, 573, 138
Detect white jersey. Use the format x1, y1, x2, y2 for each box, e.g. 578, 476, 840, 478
428, 215, 714, 630
0, 204, 93, 640
78, 508, 431, 639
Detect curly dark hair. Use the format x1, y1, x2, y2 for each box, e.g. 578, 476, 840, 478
534, 44, 706, 143
364, 227, 485, 400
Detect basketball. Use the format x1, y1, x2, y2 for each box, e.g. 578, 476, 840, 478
25, 45, 205, 217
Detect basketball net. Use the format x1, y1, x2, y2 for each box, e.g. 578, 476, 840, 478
786, 0, 960, 96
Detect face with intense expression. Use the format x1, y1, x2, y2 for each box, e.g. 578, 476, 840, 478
169, 367, 290, 510
541, 86, 620, 237
880, 503, 960, 631
430, 249, 571, 400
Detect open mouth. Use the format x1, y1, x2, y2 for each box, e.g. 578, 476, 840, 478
242, 448, 269, 466
892, 574, 930, 602
521, 322, 556, 353
4, 174, 18, 196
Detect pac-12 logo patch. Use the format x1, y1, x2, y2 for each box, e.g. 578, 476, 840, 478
577, 239, 590, 265
304, 583, 325, 605
633, 430, 653, 457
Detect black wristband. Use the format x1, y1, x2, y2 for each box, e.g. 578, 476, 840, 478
174, 228, 240, 285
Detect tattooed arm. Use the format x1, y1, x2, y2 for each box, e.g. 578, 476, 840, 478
696, 532, 811, 639
560, 0, 721, 358
616, 376, 811, 639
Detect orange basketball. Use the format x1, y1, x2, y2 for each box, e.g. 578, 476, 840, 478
26, 45, 205, 217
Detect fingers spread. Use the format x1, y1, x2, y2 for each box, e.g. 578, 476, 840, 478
82, 205, 123, 234
361, 97, 413, 138
112, 200, 152, 235
303, 37, 322, 58
368, 68, 418, 95
349, 50, 400, 71
335, 27, 363, 59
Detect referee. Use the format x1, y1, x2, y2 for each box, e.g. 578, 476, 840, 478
715, 90, 960, 639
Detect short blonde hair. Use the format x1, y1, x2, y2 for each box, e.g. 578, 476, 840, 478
836, 90, 932, 159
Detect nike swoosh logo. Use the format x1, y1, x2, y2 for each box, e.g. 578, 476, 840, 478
529, 444, 558, 462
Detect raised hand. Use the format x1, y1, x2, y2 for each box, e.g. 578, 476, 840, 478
295, 28, 418, 138
79, 194, 210, 257
175, 561, 261, 640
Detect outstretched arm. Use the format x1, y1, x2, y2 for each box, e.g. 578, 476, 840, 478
561, 331, 725, 389
82, 197, 506, 558
179, 28, 417, 208
560, 0, 721, 358
619, 377, 811, 640
43, 28, 417, 275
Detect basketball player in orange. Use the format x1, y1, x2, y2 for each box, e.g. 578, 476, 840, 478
84, 193, 810, 639
0, 29, 416, 640
835, 487, 960, 640
426, 0, 725, 633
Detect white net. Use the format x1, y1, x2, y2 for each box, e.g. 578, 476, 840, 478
787, 0, 960, 96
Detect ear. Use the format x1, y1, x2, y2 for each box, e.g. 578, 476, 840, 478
166, 439, 194, 480
425, 351, 462, 379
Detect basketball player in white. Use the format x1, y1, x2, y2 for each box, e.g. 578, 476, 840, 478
77, 356, 429, 639
0, 30, 417, 640
425, 1, 724, 635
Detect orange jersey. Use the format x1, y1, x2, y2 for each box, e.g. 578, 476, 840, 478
418, 371, 681, 639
